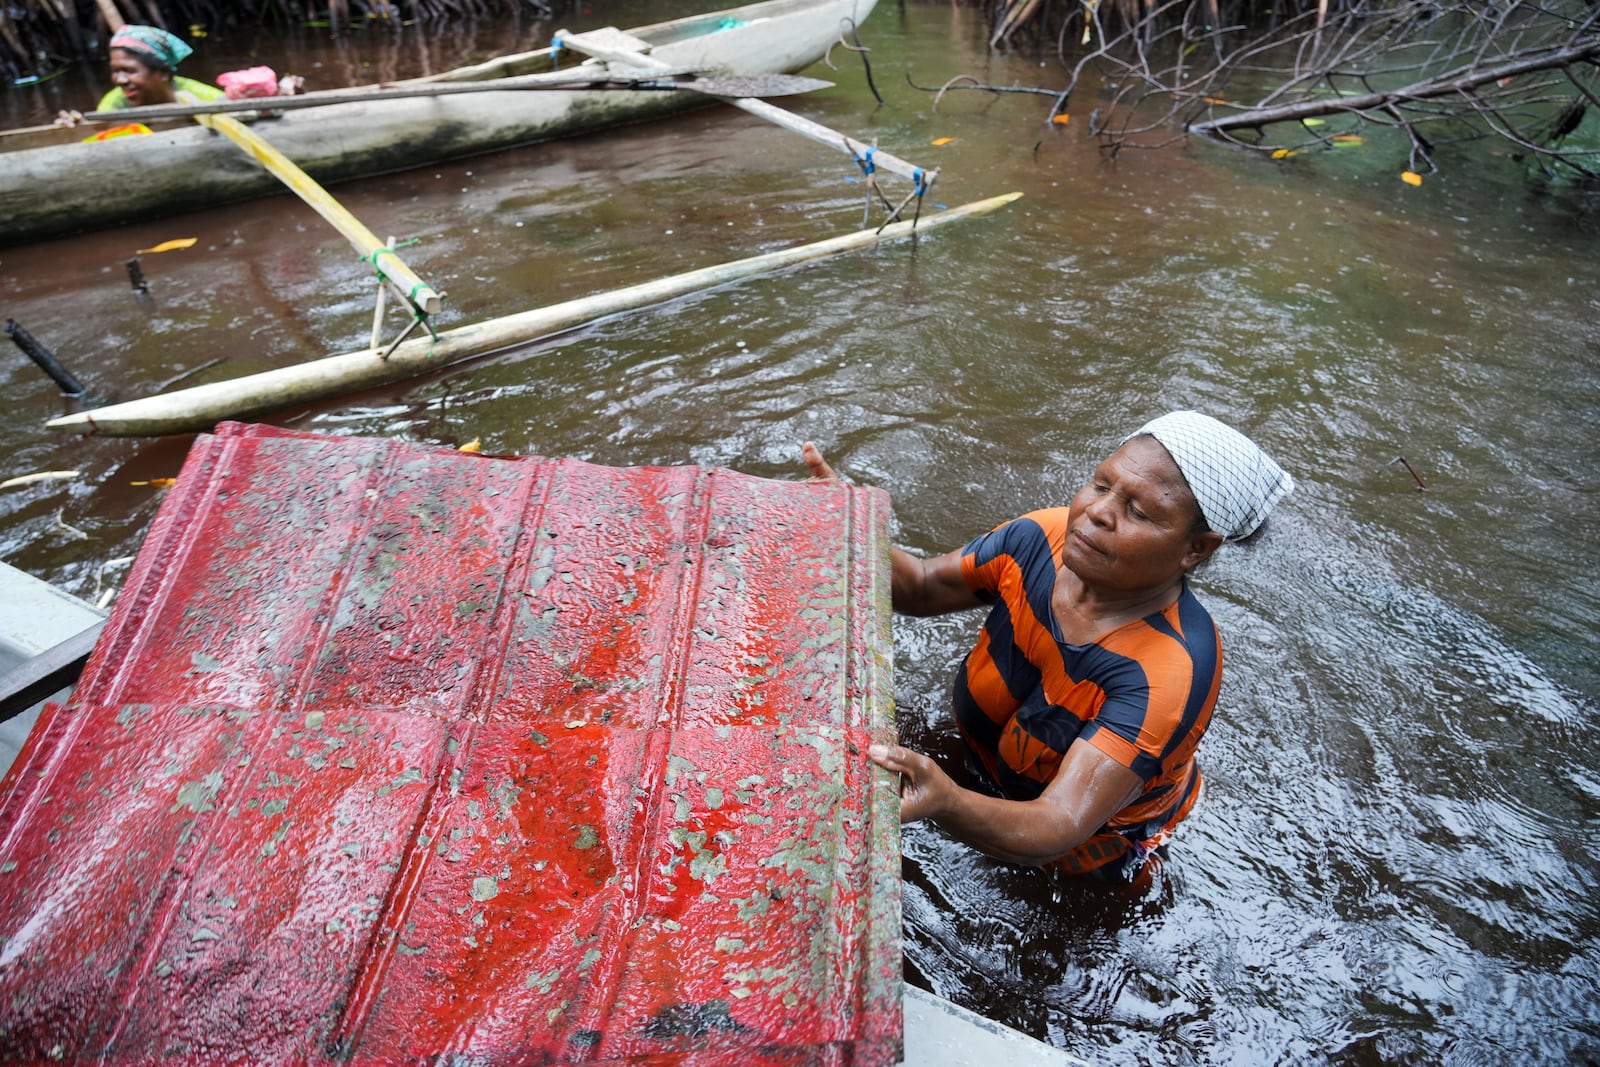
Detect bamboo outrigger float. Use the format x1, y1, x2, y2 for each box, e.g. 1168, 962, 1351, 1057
0, 0, 880, 245
46, 193, 1023, 438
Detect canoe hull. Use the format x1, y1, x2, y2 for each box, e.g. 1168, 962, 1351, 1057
0, 0, 877, 245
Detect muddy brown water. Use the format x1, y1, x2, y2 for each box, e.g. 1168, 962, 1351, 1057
2, 3, 1598, 1063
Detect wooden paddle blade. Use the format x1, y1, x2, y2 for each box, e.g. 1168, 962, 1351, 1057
685, 74, 835, 97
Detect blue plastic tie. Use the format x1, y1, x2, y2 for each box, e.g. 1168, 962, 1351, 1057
913, 167, 926, 197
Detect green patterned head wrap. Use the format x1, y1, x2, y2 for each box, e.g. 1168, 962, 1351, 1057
110, 25, 192, 71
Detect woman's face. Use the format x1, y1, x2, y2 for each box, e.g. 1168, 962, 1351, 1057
109, 48, 173, 107
1061, 436, 1221, 594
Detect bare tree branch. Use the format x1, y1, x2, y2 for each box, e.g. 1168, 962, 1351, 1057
1190, 38, 1600, 135
912, 0, 1599, 178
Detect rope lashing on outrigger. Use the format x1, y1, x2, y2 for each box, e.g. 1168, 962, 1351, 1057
878, 166, 931, 234
848, 142, 936, 231
362, 238, 439, 360
848, 143, 889, 227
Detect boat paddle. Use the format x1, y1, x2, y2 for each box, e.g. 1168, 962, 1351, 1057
552, 28, 937, 196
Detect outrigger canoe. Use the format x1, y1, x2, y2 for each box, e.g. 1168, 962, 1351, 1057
0, 0, 879, 246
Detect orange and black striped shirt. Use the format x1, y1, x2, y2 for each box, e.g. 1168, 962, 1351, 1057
955, 507, 1221, 841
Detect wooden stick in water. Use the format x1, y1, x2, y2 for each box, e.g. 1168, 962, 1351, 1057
733, 97, 935, 189
371, 237, 393, 351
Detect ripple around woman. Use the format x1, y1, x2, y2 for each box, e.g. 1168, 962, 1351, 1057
96, 24, 222, 111
808, 410, 1294, 883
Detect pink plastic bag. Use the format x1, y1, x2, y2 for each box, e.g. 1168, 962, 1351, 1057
216, 66, 279, 100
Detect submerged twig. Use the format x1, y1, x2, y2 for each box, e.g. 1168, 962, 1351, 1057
94, 555, 136, 609
909, 71, 1061, 114
153, 357, 229, 394
1389, 455, 1428, 491
53, 509, 90, 541
825, 17, 883, 106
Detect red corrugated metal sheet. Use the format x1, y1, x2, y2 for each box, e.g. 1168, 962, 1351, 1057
0, 423, 900, 1065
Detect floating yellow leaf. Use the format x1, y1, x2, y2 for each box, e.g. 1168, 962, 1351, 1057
130, 477, 177, 487
458, 438, 482, 453
1050, 114, 1070, 125
1332, 134, 1364, 144
137, 238, 198, 254
1271, 148, 1298, 159
1203, 96, 1228, 105
930, 136, 956, 146
1401, 171, 1423, 186
189, 24, 208, 37
1301, 118, 1325, 127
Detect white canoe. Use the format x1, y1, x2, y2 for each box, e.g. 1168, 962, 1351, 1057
0, 0, 878, 245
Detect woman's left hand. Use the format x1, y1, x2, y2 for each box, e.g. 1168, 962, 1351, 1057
801, 440, 838, 482
867, 742, 956, 823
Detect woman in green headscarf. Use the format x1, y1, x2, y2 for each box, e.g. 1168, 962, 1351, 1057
96, 24, 223, 111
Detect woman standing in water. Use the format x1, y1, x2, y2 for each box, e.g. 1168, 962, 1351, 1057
809, 410, 1293, 881
96, 24, 223, 110
55, 23, 221, 124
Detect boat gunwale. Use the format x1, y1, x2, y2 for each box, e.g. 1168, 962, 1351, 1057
429, 0, 872, 83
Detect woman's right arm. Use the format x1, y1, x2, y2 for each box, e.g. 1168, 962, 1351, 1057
891, 546, 982, 616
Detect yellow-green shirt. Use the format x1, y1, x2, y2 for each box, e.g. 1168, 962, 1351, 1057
96, 77, 225, 111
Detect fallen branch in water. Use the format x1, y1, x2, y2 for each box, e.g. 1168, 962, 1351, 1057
906, 72, 1063, 115
1190, 34, 1600, 177
907, 0, 1599, 178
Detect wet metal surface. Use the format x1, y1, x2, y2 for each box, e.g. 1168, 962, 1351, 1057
0, 422, 900, 1064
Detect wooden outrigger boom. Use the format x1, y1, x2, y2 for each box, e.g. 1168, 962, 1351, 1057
555, 25, 934, 190
198, 113, 443, 317
47, 193, 1022, 438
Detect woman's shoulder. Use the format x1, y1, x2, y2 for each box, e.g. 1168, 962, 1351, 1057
1018, 505, 1072, 531
968, 507, 1070, 558
1093, 586, 1220, 668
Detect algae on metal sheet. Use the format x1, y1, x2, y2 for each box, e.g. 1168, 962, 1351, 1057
0, 422, 902, 1065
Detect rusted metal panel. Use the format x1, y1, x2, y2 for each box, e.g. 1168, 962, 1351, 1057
0, 422, 899, 1065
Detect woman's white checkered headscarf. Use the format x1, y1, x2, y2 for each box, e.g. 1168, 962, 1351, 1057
1130, 411, 1294, 541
